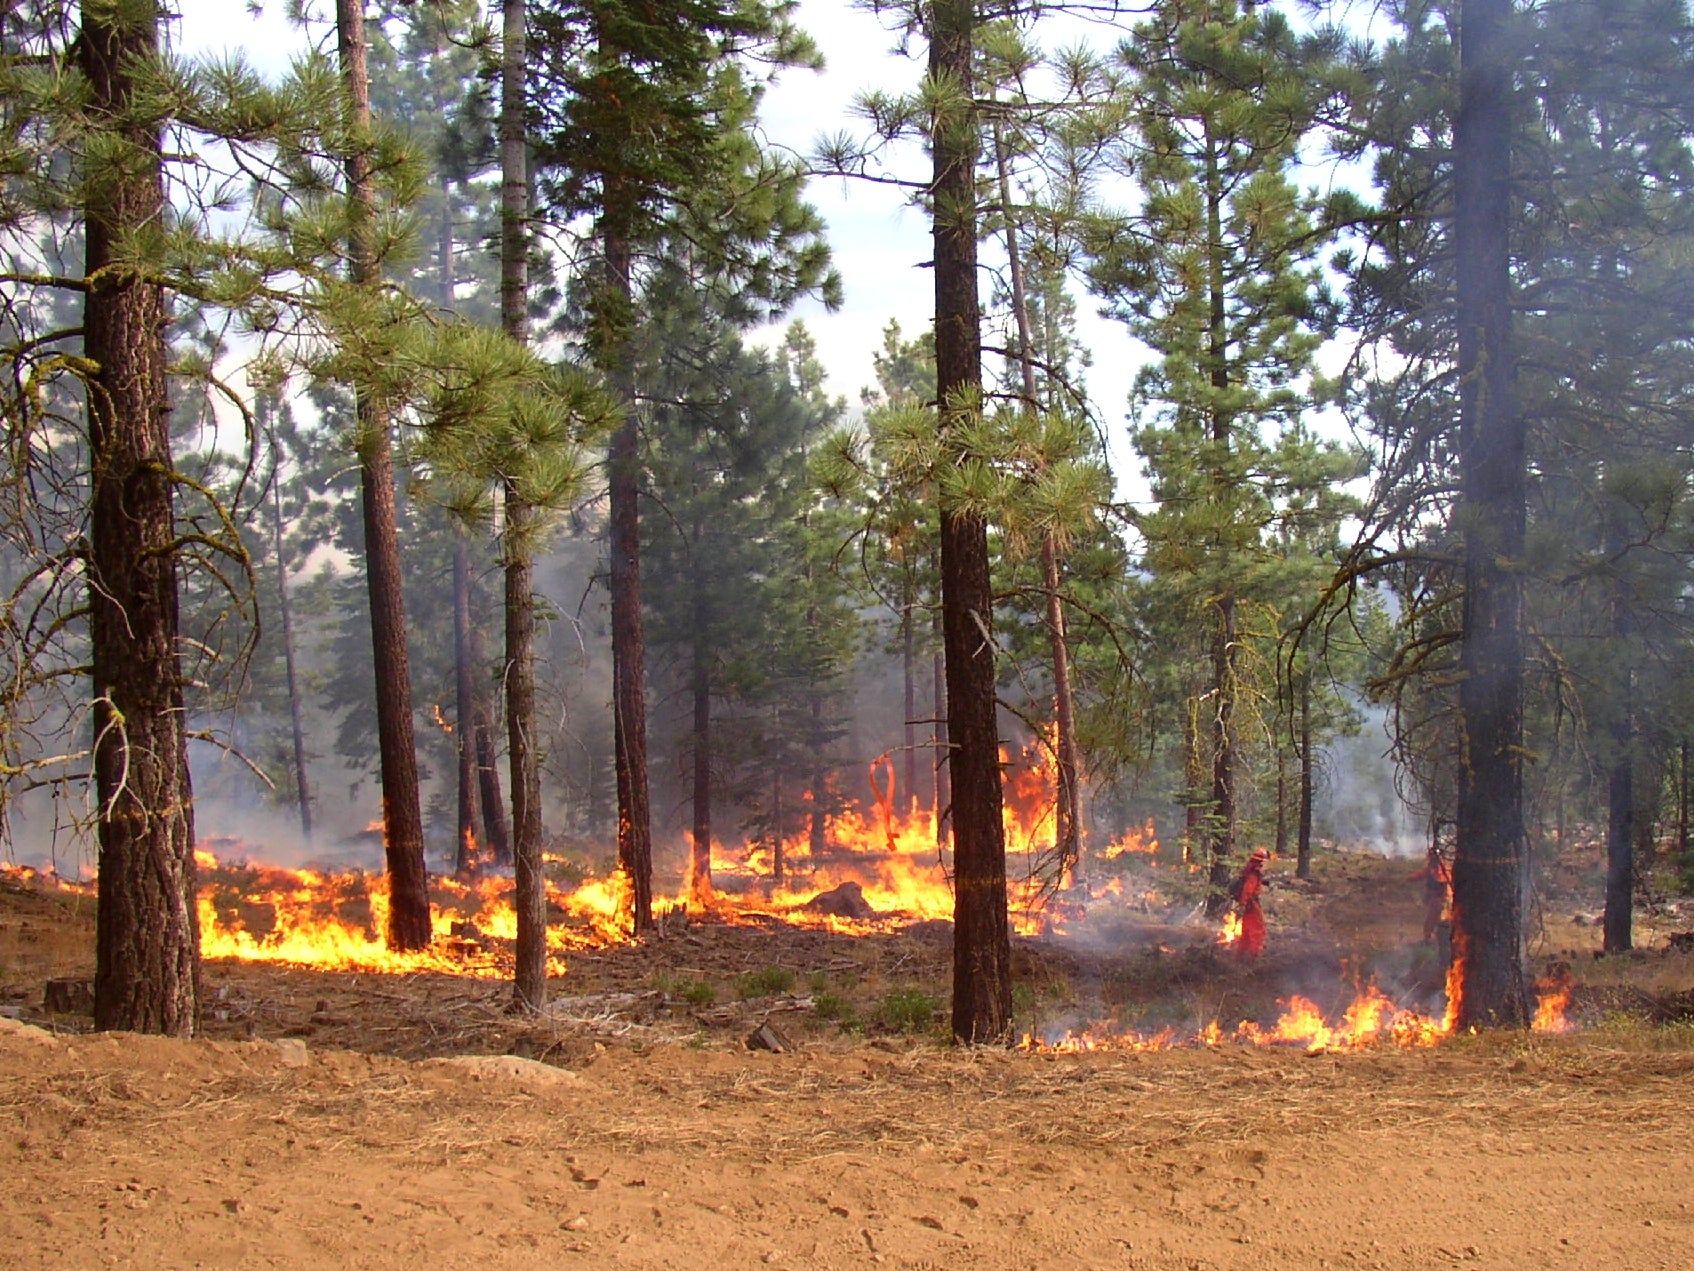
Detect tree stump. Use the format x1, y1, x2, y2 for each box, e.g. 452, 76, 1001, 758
44, 978, 93, 1015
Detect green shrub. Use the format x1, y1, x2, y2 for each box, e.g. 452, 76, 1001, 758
875, 987, 939, 1035
679, 979, 717, 1007
814, 990, 856, 1025
735, 966, 796, 999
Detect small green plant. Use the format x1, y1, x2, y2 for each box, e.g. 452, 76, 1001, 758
679, 979, 717, 1007
814, 990, 857, 1025
874, 987, 939, 1035
735, 966, 796, 999
807, 970, 831, 995
653, 973, 717, 1007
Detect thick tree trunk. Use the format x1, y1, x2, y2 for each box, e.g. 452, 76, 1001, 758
452, 529, 483, 877
337, 0, 431, 952
1451, 0, 1529, 1028
932, 0, 1011, 1045
498, 0, 549, 1011
84, 8, 200, 1036
268, 407, 313, 847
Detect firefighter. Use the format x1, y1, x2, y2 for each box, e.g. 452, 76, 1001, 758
1408, 843, 1453, 945
1229, 847, 1270, 957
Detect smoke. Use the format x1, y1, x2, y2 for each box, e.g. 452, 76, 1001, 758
1314, 703, 1426, 857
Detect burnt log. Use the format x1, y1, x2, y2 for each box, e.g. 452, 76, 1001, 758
802, 881, 879, 921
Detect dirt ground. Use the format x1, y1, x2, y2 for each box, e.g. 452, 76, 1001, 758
4, 842, 1694, 1270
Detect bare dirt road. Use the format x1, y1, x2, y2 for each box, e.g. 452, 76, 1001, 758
3, 1015, 1692, 1271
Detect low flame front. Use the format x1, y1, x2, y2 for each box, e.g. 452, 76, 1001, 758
1028, 972, 1573, 1054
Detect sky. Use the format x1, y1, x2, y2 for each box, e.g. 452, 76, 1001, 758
169, 0, 1149, 483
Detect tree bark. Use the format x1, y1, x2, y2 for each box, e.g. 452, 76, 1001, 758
605, 206, 654, 935
689, 525, 713, 904
1678, 738, 1690, 878
337, 0, 432, 952
498, 0, 549, 1012
473, 669, 511, 865
1202, 129, 1238, 917
84, 6, 200, 1036
506, 496, 547, 1009
269, 407, 313, 847
452, 528, 483, 878
690, 635, 712, 902
1603, 503, 1635, 953
992, 105, 1080, 879
903, 596, 918, 813
1451, 0, 1530, 1028
932, 0, 1011, 1045
933, 600, 950, 849
1296, 665, 1314, 879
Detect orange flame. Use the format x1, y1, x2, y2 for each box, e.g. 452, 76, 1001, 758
1101, 820, 1160, 860
1028, 977, 1450, 1055
1217, 910, 1243, 946
1531, 963, 1574, 1034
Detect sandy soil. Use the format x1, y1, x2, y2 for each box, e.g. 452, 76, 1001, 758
4, 1019, 1693, 1270
4, 844, 1694, 1270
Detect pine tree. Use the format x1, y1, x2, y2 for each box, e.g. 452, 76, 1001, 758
335, 0, 432, 951
528, 0, 837, 932
1089, 0, 1346, 909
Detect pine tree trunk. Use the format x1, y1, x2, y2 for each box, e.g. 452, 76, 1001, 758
772, 772, 786, 886
1603, 507, 1635, 953
903, 596, 918, 813
84, 7, 200, 1036
993, 103, 1080, 879
690, 631, 712, 903
452, 530, 483, 877
1296, 666, 1314, 879
1451, 0, 1529, 1028
473, 682, 511, 865
268, 405, 313, 846
506, 496, 547, 1009
1202, 131, 1237, 918
606, 221, 653, 934
1274, 749, 1289, 860
933, 602, 950, 849
933, 0, 1010, 1045
1604, 752, 1634, 953
442, 159, 476, 878
689, 528, 712, 903
336, 0, 431, 952
1183, 696, 1201, 864
1678, 739, 1690, 877
499, 0, 549, 1011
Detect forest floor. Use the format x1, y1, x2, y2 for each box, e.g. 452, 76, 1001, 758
4, 839, 1694, 1269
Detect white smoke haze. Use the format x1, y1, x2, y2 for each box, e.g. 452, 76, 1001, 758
1314, 703, 1426, 857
